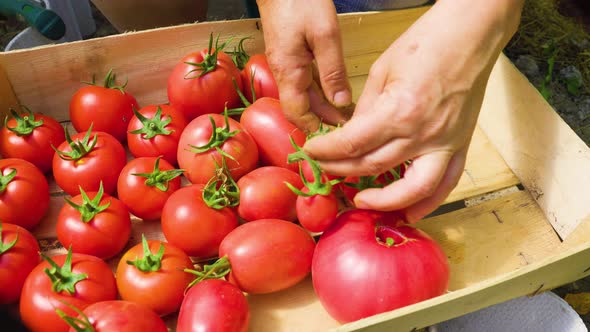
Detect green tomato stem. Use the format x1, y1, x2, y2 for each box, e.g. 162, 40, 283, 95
286, 136, 337, 197
4, 106, 44, 136
132, 156, 184, 192
42, 247, 88, 295
55, 300, 95, 332
187, 107, 240, 154
0, 168, 17, 193
54, 124, 98, 161
126, 235, 165, 273
184, 34, 233, 79
128, 106, 174, 139
64, 182, 111, 223
184, 256, 231, 289
202, 156, 240, 209
0, 223, 18, 255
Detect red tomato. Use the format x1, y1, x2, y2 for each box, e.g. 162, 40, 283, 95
59, 300, 168, 332
161, 184, 238, 259
237, 166, 303, 222
167, 36, 243, 121
301, 159, 339, 184
296, 188, 339, 233
177, 279, 249, 332
53, 128, 126, 196
0, 158, 49, 229
0, 223, 40, 304
312, 209, 449, 323
242, 54, 279, 103
56, 184, 131, 260
0, 108, 65, 173
20, 250, 118, 332
218, 219, 315, 294
116, 237, 194, 316
70, 69, 139, 142
117, 157, 183, 220
240, 97, 306, 172
127, 104, 187, 165
177, 113, 258, 184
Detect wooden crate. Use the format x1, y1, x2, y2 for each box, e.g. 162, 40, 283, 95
3, 5, 590, 332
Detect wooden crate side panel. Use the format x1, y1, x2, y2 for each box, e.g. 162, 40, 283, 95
0, 61, 19, 119
0, 8, 429, 122
479, 55, 590, 239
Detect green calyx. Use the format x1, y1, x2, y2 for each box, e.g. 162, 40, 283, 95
83, 68, 128, 94
0, 168, 17, 193
202, 156, 240, 210
227, 36, 251, 70
65, 182, 110, 223
42, 247, 88, 295
188, 107, 240, 156
56, 300, 94, 332
184, 256, 231, 289
306, 121, 334, 140
184, 34, 233, 79
132, 156, 184, 192
54, 124, 98, 161
0, 223, 18, 255
4, 106, 44, 136
286, 136, 342, 197
126, 234, 165, 273
128, 106, 173, 140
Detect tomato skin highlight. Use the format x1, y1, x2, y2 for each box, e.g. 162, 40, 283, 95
127, 104, 188, 166
161, 184, 238, 259
219, 219, 316, 294
240, 97, 306, 172
0, 112, 65, 174
296, 188, 339, 233
116, 240, 194, 316
241, 54, 279, 102
52, 131, 127, 196
177, 113, 258, 185
0, 223, 40, 304
168, 49, 243, 121
0, 158, 49, 230
67, 300, 168, 332
177, 279, 250, 332
19, 253, 118, 332
117, 157, 182, 220
70, 84, 139, 142
56, 191, 131, 260
237, 166, 303, 222
312, 209, 449, 323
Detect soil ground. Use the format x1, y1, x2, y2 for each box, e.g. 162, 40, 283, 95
2, 0, 590, 328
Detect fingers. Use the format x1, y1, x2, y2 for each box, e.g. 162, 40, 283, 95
353, 151, 453, 211
316, 138, 412, 176
307, 80, 353, 126
403, 147, 467, 222
307, 2, 352, 108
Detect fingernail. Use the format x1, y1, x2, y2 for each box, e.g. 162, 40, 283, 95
333, 90, 352, 108
354, 197, 370, 209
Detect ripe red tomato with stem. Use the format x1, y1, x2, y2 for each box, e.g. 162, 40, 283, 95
228, 37, 279, 103
127, 104, 187, 166
168, 34, 243, 121
56, 182, 131, 260
52, 125, 127, 196
57, 300, 168, 332
176, 279, 250, 332
340, 163, 408, 205
20, 248, 118, 332
312, 209, 449, 323
238, 95, 306, 172
0, 107, 65, 173
70, 69, 139, 142
237, 166, 303, 222
177, 107, 258, 184
0, 222, 40, 304
286, 139, 341, 233
186, 218, 316, 294
0, 158, 49, 229
162, 159, 239, 259
115, 235, 194, 316
117, 156, 183, 220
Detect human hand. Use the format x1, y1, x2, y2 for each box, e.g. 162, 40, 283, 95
303, 0, 523, 222
256, 0, 353, 133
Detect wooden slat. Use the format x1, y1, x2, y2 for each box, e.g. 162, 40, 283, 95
479, 55, 590, 239
0, 63, 18, 120
349, 76, 520, 204
0, 7, 429, 122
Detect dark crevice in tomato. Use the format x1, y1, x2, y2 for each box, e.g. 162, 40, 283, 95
375, 226, 407, 247
41, 248, 88, 295
126, 235, 165, 272
4, 107, 44, 136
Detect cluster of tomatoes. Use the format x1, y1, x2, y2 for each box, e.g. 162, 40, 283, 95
0, 34, 451, 332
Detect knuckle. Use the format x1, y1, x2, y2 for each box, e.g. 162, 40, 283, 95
321, 67, 348, 86
335, 133, 359, 157
314, 24, 338, 40
363, 155, 389, 175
